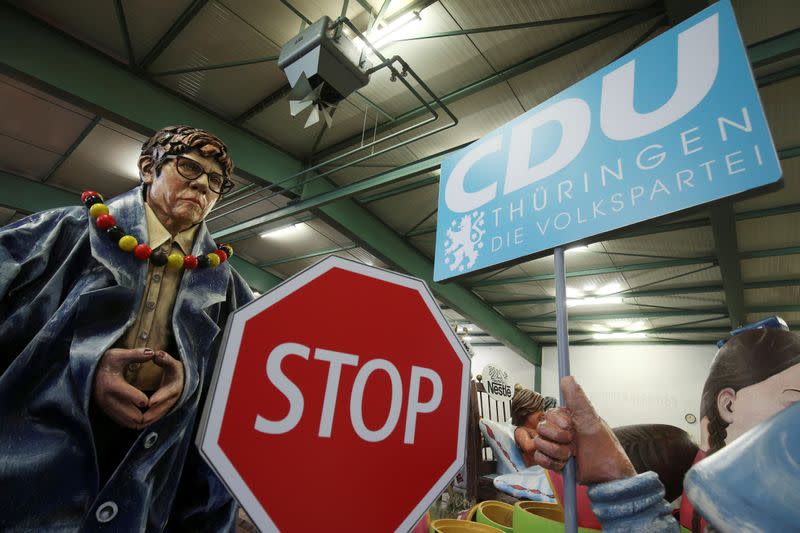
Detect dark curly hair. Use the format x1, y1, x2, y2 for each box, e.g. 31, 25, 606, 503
139, 125, 234, 182
700, 328, 800, 454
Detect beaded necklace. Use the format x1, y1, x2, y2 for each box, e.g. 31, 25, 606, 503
82, 190, 233, 270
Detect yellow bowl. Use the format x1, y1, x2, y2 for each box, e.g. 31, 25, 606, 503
430, 518, 505, 533
475, 501, 513, 533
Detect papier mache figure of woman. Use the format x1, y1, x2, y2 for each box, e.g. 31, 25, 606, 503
679, 317, 800, 532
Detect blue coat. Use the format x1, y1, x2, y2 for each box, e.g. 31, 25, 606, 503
0, 187, 253, 532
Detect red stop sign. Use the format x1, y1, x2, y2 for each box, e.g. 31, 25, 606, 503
198, 257, 470, 532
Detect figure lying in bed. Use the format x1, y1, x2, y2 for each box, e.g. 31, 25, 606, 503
479, 387, 697, 529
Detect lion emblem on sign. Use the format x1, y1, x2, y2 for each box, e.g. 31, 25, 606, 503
443, 211, 486, 272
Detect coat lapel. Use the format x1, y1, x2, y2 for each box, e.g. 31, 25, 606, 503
172, 223, 229, 404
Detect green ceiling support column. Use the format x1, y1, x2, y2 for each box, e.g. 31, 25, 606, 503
534, 364, 542, 393
211, 145, 462, 241
0, 3, 302, 188
303, 177, 542, 365
0, 171, 76, 212
710, 201, 746, 328
228, 257, 283, 292
0, 171, 281, 292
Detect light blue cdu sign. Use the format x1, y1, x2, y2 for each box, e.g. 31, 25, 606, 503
434, 0, 781, 282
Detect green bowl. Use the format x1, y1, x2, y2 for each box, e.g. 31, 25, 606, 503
475, 501, 513, 533
512, 501, 598, 533
429, 518, 505, 533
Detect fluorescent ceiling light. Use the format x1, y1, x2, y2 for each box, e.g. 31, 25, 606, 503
607, 319, 632, 328
591, 324, 611, 332
355, 11, 422, 51
260, 223, 302, 238
592, 332, 647, 340
566, 245, 589, 253
565, 287, 584, 298
462, 335, 472, 342
566, 296, 623, 308
583, 283, 597, 292
626, 320, 647, 331
596, 281, 622, 295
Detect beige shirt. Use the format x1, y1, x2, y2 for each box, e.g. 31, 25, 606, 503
118, 203, 199, 392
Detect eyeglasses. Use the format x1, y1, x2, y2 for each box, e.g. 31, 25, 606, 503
716, 315, 789, 348
164, 155, 234, 195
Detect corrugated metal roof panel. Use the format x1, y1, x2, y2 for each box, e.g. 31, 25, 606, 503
148, 2, 285, 118
244, 93, 325, 157
741, 255, 800, 280
0, 136, 60, 182
355, 2, 496, 115
731, 0, 800, 45
737, 212, 800, 250
122, 0, 192, 63
760, 76, 800, 150
745, 285, 800, 306
47, 120, 144, 198
734, 155, 800, 213
600, 226, 715, 262
401, 83, 525, 159
11, 0, 127, 62
746, 311, 800, 325
507, 20, 657, 111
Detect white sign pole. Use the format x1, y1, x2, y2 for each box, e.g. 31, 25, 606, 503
554, 246, 577, 533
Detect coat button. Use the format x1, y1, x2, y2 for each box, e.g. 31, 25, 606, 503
96, 501, 118, 523
144, 432, 158, 449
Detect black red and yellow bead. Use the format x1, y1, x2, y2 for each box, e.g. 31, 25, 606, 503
81, 191, 233, 270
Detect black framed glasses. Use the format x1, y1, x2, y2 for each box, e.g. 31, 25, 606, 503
164, 155, 234, 195
717, 315, 789, 348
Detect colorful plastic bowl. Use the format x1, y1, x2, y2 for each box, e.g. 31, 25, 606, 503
429, 518, 505, 533
475, 501, 514, 533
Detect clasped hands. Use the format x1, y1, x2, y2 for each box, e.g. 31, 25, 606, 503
532, 376, 637, 484
93, 347, 185, 430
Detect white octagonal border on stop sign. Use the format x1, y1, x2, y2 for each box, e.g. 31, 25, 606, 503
197, 256, 471, 533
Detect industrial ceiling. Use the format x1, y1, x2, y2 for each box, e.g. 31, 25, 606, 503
1, 0, 799, 366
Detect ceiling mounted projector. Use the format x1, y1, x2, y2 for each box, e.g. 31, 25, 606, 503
278, 16, 371, 128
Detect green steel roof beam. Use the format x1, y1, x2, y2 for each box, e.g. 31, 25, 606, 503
358, 174, 439, 203
489, 278, 800, 307
42, 116, 100, 183
304, 176, 542, 365
392, 9, 640, 42
139, 0, 209, 70
314, 5, 664, 160
259, 244, 360, 267
778, 145, 800, 160
471, 256, 717, 287
113, 0, 135, 66
0, 170, 76, 212
0, 4, 302, 188
210, 145, 462, 241
710, 201, 746, 328
152, 55, 279, 77
489, 284, 725, 307
748, 27, 800, 69
517, 308, 728, 324
0, 171, 283, 291
229, 256, 284, 292
757, 63, 800, 88
472, 243, 800, 288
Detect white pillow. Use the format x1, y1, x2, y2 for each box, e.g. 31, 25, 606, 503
493, 465, 557, 502
478, 418, 527, 474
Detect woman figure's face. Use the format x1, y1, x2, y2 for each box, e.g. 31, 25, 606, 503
524, 410, 546, 431
718, 362, 800, 444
